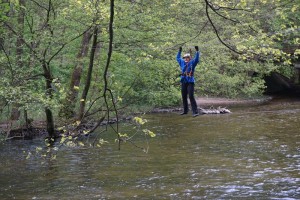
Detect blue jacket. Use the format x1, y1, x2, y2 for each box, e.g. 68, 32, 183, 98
176, 51, 200, 83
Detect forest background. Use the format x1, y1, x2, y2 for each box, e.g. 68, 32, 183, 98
0, 0, 299, 140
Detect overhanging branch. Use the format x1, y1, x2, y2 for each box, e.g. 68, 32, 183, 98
204, 0, 242, 54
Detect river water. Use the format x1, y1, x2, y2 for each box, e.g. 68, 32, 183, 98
0, 98, 299, 199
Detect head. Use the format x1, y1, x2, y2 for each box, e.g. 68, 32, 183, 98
183, 53, 191, 63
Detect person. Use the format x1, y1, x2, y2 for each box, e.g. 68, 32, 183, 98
176, 46, 200, 117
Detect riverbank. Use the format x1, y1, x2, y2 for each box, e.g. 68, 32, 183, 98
195, 96, 272, 107
150, 96, 271, 114
0, 96, 272, 140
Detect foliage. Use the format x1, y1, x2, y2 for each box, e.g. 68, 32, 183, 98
23, 115, 155, 161
110, 53, 181, 108
0, 0, 299, 142
170, 0, 299, 98
118, 116, 156, 153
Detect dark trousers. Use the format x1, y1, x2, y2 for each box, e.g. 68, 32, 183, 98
181, 82, 198, 114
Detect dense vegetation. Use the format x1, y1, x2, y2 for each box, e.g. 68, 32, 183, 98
0, 0, 299, 139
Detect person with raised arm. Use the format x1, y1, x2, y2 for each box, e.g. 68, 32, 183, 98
176, 46, 200, 117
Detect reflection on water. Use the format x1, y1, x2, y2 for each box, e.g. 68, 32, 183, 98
0, 100, 300, 199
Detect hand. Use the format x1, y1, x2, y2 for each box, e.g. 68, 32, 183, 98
195, 46, 199, 51
179, 47, 182, 52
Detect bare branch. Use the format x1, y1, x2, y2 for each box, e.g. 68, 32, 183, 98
28, 0, 48, 10
204, 0, 242, 54
209, 7, 239, 23
169, 21, 209, 50
86, 116, 105, 134
102, 0, 121, 149
24, 73, 46, 80
4, 22, 44, 63
0, 42, 13, 77
48, 27, 92, 64
214, 5, 252, 12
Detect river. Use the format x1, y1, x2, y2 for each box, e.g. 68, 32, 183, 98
0, 98, 299, 199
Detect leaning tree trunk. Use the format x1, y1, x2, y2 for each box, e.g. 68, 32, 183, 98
59, 30, 92, 119
78, 26, 99, 120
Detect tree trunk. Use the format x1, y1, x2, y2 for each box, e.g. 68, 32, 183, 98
59, 30, 92, 118
45, 107, 55, 138
43, 63, 56, 138
10, 0, 26, 121
78, 27, 99, 120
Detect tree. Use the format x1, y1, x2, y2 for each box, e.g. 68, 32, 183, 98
59, 30, 92, 119
2, 0, 91, 138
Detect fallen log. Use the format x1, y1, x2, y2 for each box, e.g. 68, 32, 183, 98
151, 107, 231, 114
199, 107, 231, 114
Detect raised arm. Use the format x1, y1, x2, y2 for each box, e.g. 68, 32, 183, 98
176, 47, 183, 65
191, 46, 200, 69
193, 51, 200, 65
